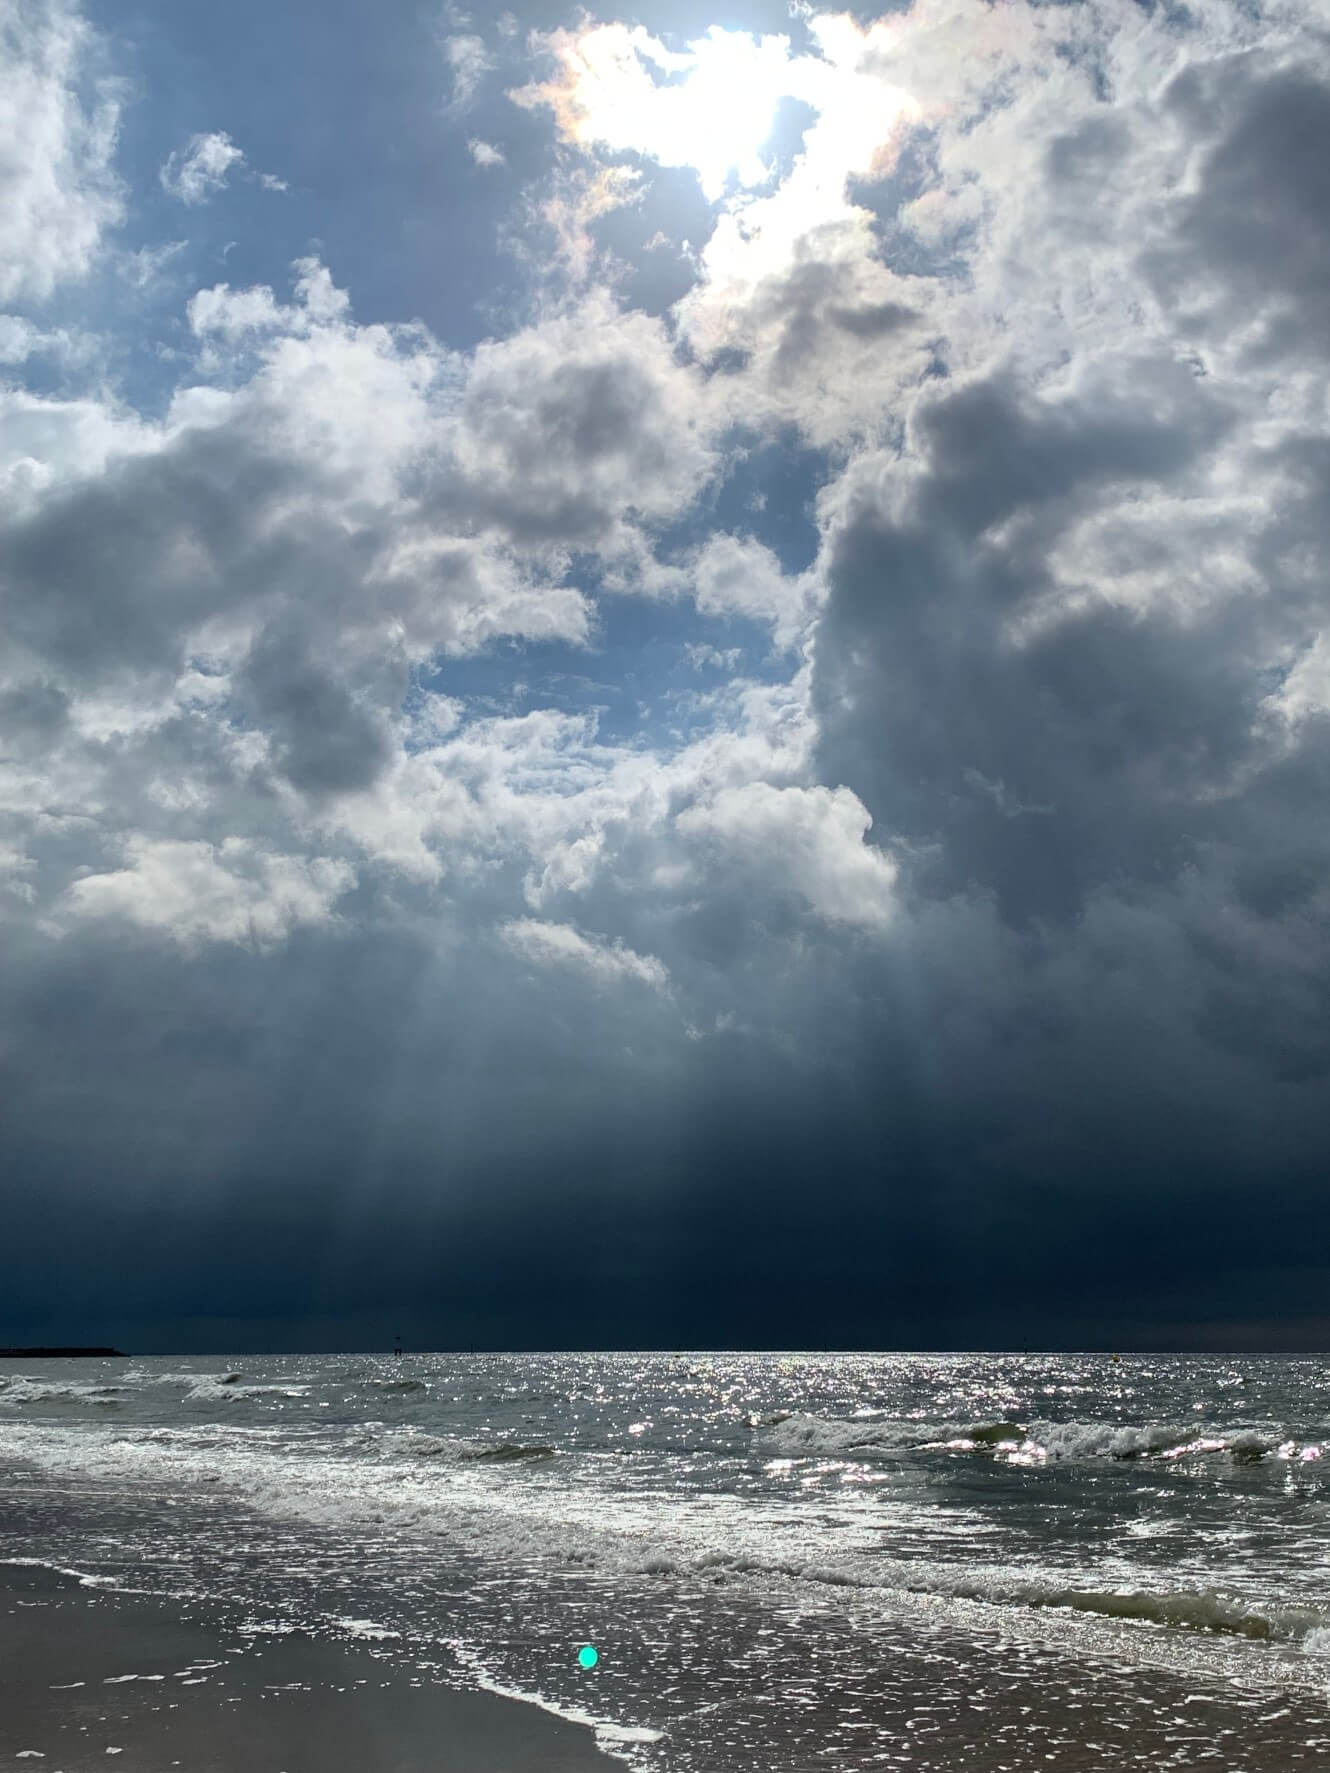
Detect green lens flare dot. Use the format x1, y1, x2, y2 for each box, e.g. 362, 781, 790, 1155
578, 1645, 599, 1670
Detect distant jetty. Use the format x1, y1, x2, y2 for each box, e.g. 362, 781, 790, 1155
0, 1347, 124, 1358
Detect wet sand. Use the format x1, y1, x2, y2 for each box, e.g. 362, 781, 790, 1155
0, 1563, 621, 1772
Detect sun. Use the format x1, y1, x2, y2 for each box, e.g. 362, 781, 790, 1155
515, 18, 918, 218
518, 24, 800, 202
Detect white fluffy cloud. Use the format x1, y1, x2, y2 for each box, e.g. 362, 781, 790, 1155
0, 381, 156, 513
160, 129, 284, 204
0, 0, 122, 302
676, 783, 897, 930
446, 294, 719, 544
160, 130, 244, 203
61, 837, 355, 949
501, 917, 669, 990
690, 534, 813, 650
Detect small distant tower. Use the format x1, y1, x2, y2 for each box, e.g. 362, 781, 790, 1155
394, 1332, 403, 1360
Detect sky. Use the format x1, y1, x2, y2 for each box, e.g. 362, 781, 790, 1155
2, 0, 1329, 1353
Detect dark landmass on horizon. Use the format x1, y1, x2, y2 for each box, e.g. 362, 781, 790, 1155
0, 1346, 124, 1358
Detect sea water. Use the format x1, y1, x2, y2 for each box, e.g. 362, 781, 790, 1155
3, 1351, 1330, 1768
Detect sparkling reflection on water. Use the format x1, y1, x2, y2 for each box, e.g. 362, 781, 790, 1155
3, 1351, 1330, 1769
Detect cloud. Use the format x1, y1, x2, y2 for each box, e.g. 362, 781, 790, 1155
442, 32, 491, 109
689, 534, 813, 650
187, 278, 294, 340
442, 294, 720, 545
117, 237, 187, 290
513, 24, 798, 201
1146, 58, 1330, 361
676, 782, 897, 931
500, 917, 669, 990
239, 623, 394, 797
0, 381, 157, 514
5, 0, 1330, 1347
160, 130, 245, 203
61, 837, 355, 949
0, 314, 93, 365
0, 0, 123, 302
160, 130, 285, 204
812, 363, 1248, 923
0, 257, 611, 834
467, 137, 504, 167
519, 14, 926, 438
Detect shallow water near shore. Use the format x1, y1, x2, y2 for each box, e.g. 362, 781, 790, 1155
4, 1350, 1330, 1769
0, 1561, 620, 1771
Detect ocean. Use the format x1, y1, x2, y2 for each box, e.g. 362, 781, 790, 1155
3, 1350, 1330, 1768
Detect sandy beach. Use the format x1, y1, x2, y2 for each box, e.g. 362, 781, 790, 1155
0, 1563, 620, 1773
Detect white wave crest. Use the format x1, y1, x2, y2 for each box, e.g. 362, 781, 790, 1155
183, 1378, 309, 1402
331, 1616, 401, 1641
761, 1413, 922, 1457
0, 1376, 122, 1407
765, 1412, 1306, 1467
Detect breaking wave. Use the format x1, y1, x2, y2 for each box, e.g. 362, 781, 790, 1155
628, 1538, 1330, 1647
761, 1413, 922, 1456
761, 1413, 1320, 1466
183, 1378, 311, 1403
954, 1578, 1329, 1644
0, 1377, 123, 1408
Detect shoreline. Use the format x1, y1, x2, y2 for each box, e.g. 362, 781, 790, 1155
0, 1561, 625, 1772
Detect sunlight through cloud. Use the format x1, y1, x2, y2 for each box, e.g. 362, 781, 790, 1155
515, 23, 806, 200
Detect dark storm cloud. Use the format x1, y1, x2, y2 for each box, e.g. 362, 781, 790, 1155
1148, 60, 1330, 357
239, 625, 395, 796
5, 894, 1330, 1353
911, 372, 1218, 542
814, 367, 1251, 921
0, 427, 304, 680
789, 35, 1330, 1340
0, 677, 69, 744
0, 409, 418, 815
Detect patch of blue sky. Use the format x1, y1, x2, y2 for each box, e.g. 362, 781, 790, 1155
847, 126, 938, 225
401, 411, 826, 753
406, 633, 608, 742
0, 328, 95, 400
717, 435, 823, 576
592, 585, 792, 747
42, 2, 864, 428
760, 95, 821, 186
587, 164, 716, 317
79, 0, 554, 379
180, 656, 252, 736
846, 133, 979, 291
406, 588, 786, 760
659, 427, 826, 577
582, 1, 818, 48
